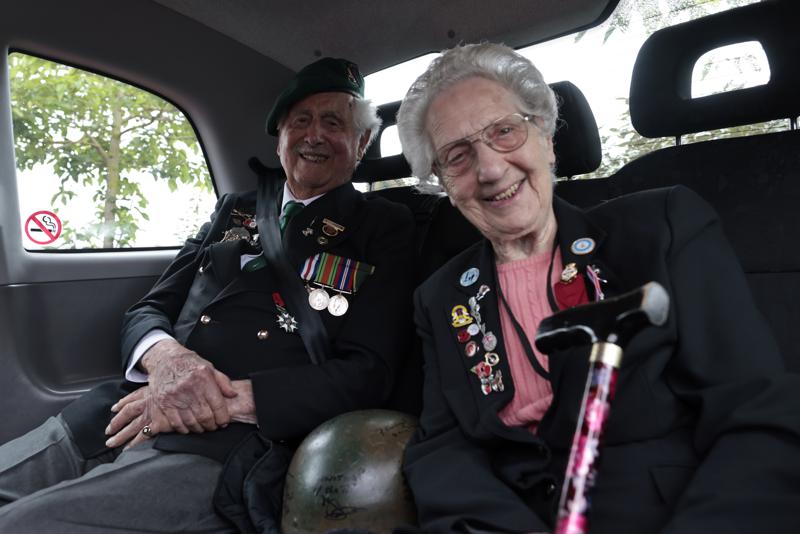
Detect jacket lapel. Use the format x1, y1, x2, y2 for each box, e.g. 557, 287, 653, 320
206, 183, 363, 307
441, 241, 543, 443
452, 198, 628, 445
537, 197, 625, 447
282, 182, 361, 269
552, 196, 623, 302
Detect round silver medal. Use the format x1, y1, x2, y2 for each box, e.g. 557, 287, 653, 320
327, 294, 349, 316
308, 287, 330, 310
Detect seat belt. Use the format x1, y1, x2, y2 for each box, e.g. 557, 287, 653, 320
256, 167, 331, 365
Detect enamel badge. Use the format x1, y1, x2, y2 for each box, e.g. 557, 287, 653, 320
570, 237, 595, 255
451, 305, 473, 327
460, 267, 479, 287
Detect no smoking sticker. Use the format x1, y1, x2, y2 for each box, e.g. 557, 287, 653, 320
25, 210, 62, 245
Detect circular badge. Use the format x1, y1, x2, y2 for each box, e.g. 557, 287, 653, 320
327, 294, 349, 316
570, 237, 596, 255
467, 323, 481, 336
465, 341, 479, 358
456, 329, 471, 343
484, 352, 500, 366
308, 288, 330, 310
482, 332, 497, 352
459, 267, 480, 287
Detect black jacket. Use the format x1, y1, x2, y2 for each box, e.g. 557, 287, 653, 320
404, 186, 800, 533
62, 181, 417, 531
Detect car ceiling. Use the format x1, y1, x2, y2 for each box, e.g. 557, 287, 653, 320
151, 0, 617, 74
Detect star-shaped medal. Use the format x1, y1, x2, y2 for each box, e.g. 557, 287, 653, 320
277, 311, 298, 333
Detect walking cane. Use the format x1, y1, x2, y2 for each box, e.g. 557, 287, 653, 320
535, 281, 669, 534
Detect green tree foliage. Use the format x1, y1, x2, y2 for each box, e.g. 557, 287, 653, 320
10, 54, 211, 248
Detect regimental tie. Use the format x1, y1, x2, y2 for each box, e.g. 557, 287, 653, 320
279, 200, 305, 235
243, 200, 305, 272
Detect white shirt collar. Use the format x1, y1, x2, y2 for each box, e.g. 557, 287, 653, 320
281, 183, 324, 212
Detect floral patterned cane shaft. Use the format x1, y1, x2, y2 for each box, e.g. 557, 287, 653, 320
555, 360, 619, 534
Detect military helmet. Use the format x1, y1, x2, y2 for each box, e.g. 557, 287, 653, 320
281, 409, 418, 533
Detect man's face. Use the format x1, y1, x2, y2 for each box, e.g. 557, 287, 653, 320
277, 92, 370, 199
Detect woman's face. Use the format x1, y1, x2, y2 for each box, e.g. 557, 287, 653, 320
426, 76, 556, 245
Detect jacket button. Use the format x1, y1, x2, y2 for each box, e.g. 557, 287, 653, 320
200, 314, 211, 325
257, 329, 269, 340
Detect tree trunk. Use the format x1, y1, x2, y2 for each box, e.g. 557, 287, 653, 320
103, 91, 123, 248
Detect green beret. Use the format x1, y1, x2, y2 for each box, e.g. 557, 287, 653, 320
266, 57, 365, 136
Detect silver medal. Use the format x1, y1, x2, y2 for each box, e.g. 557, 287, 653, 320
308, 287, 330, 310
327, 293, 349, 316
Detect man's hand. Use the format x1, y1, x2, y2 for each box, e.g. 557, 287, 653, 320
141, 339, 238, 433
227, 379, 257, 425
104, 386, 170, 449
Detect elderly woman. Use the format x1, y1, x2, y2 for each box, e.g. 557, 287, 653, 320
396, 43, 800, 534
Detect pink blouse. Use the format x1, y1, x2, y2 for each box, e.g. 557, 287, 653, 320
496, 248, 565, 432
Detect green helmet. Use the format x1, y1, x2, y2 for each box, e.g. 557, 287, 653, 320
282, 409, 419, 533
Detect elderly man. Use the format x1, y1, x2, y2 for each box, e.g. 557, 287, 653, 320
0, 57, 416, 533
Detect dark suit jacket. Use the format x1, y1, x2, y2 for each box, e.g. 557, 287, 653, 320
64, 181, 417, 462
404, 186, 800, 534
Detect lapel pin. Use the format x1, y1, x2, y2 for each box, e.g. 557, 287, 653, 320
451, 305, 473, 327
570, 237, 595, 255
317, 236, 329, 246
321, 218, 345, 237
587, 265, 607, 301
561, 262, 579, 284
476, 284, 491, 300
460, 267, 480, 287
482, 332, 497, 352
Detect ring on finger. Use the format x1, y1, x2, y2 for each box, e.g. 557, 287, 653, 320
141, 425, 153, 437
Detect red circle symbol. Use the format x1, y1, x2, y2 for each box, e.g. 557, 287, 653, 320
25, 210, 63, 245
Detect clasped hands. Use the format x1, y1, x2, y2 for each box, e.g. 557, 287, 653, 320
104, 339, 256, 449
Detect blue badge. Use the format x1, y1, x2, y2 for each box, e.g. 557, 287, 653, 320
460, 267, 480, 287
570, 237, 595, 255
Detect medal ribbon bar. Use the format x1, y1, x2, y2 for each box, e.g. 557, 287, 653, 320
300, 252, 374, 294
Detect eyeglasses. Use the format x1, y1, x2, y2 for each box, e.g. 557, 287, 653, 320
434, 113, 534, 178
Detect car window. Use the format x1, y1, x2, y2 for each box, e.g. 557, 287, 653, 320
9, 52, 216, 251
363, 0, 769, 186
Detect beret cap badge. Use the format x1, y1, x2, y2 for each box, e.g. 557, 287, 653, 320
266, 57, 365, 136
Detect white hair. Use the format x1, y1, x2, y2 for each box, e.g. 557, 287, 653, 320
352, 97, 382, 148
397, 42, 557, 187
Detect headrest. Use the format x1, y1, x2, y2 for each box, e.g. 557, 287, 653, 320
630, 1, 800, 138
551, 80, 602, 178
354, 80, 601, 182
